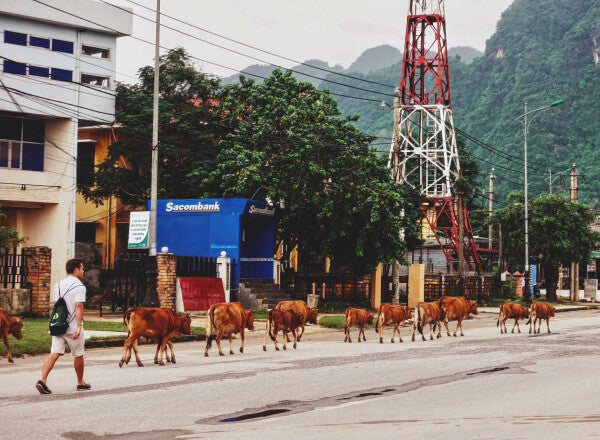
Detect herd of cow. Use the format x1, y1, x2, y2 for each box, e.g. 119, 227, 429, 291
0, 297, 556, 365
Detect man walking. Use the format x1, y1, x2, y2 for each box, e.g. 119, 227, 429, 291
36, 258, 90, 394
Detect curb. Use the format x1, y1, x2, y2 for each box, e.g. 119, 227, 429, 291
86, 333, 206, 349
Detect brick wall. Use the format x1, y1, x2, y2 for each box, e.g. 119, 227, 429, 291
24, 246, 52, 317
156, 253, 177, 309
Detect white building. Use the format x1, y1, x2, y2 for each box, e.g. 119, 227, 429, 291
0, 0, 132, 289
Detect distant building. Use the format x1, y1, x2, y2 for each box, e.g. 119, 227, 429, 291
0, 0, 132, 288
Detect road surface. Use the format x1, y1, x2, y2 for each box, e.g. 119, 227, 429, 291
1, 309, 599, 439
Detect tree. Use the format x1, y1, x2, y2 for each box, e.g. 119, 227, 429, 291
492, 192, 600, 300
195, 70, 420, 273
0, 209, 25, 249
79, 48, 226, 206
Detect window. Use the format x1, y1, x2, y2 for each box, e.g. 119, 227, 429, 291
75, 223, 96, 243
51, 39, 74, 54
77, 142, 95, 186
81, 45, 110, 59
29, 35, 50, 49
81, 73, 109, 87
3, 60, 26, 75
51, 67, 72, 82
0, 141, 21, 169
28, 65, 50, 78
22, 143, 44, 171
0, 116, 45, 171
4, 31, 27, 46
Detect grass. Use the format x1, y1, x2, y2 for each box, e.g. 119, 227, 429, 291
313, 298, 373, 314
319, 315, 378, 330
0, 318, 205, 358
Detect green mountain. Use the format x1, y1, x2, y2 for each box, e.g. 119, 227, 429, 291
448, 46, 483, 64
324, 0, 600, 207
347, 45, 403, 74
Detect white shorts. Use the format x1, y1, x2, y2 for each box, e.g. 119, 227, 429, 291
51, 330, 85, 357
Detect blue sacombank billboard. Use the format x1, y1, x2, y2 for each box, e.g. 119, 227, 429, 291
155, 199, 275, 286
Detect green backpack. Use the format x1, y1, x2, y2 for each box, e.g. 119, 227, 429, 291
49, 286, 71, 336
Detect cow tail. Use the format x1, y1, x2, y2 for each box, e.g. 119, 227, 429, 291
375, 305, 382, 333
206, 306, 216, 348
268, 310, 276, 341
497, 303, 502, 327
417, 303, 423, 335
123, 308, 135, 338
344, 308, 350, 336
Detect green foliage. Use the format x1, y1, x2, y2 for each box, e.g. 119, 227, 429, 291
0, 210, 25, 250
492, 193, 600, 299
198, 70, 420, 273
79, 48, 225, 206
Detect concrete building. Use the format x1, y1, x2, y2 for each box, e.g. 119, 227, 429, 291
0, 0, 132, 290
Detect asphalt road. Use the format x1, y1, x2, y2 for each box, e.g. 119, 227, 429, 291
1, 309, 599, 440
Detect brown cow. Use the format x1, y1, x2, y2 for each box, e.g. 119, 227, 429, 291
412, 301, 443, 341
119, 308, 192, 367
205, 302, 255, 357
0, 308, 23, 363
375, 304, 412, 343
344, 308, 374, 343
527, 302, 555, 334
437, 296, 478, 337
263, 309, 303, 351
497, 302, 529, 334
275, 300, 318, 342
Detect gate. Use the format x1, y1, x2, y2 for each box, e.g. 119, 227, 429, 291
0, 247, 27, 289
100, 252, 157, 315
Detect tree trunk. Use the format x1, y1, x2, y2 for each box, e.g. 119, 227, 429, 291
544, 263, 559, 301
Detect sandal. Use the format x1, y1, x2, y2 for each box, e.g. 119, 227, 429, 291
76, 382, 91, 391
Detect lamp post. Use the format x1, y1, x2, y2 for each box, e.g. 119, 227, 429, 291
515, 99, 564, 301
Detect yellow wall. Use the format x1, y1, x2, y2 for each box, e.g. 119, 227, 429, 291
76, 126, 123, 268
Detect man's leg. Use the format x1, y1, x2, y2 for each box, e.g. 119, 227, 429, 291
74, 356, 84, 385
41, 353, 60, 383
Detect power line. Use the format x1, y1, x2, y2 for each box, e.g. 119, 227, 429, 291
30, 0, 388, 105
111, 0, 399, 89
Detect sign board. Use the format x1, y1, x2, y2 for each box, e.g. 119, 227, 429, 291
588, 262, 596, 272
128, 211, 150, 249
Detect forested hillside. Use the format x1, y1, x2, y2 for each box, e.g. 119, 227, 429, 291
324, 0, 600, 207
219, 0, 600, 206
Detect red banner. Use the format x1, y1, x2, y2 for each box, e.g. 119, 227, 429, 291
179, 277, 225, 311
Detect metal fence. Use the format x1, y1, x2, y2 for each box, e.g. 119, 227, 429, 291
0, 248, 27, 289
423, 275, 497, 303
176, 256, 217, 278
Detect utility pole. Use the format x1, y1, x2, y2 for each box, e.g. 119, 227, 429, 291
498, 222, 503, 271
458, 170, 465, 275
149, 0, 160, 257
488, 168, 495, 249
570, 163, 579, 301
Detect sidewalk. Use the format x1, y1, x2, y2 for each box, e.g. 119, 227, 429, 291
477, 304, 590, 314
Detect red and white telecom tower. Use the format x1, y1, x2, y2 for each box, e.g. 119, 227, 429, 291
389, 0, 482, 272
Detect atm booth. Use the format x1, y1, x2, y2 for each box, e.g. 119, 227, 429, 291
156, 198, 275, 288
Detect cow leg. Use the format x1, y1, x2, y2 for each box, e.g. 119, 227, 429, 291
436, 321, 442, 338
514, 319, 521, 334
297, 324, 305, 342
154, 338, 161, 364
156, 338, 167, 366
396, 323, 403, 343
546, 318, 551, 333
167, 340, 175, 363
453, 319, 461, 337
412, 321, 416, 342
216, 331, 224, 356
344, 324, 350, 343
263, 319, 269, 351
239, 329, 245, 353
511, 319, 518, 333
529, 316, 533, 334
120, 334, 137, 367
282, 330, 288, 350
428, 322, 434, 341
390, 323, 396, 343
132, 339, 143, 367
274, 329, 280, 351
379, 319, 385, 344
361, 324, 366, 342
292, 327, 298, 349
444, 319, 451, 337
228, 335, 234, 355
2, 333, 13, 363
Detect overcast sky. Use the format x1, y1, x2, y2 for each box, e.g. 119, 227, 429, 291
109, 0, 515, 83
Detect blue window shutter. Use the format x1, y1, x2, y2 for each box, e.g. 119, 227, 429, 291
4, 31, 27, 46
3, 60, 26, 75
51, 68, 72, 82
28, 65, 50, 78
51, 39, 74, 54
29, 36, 51, 49
22, 143, 44, 171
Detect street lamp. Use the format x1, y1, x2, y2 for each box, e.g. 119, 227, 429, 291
515, 99, 564, 300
